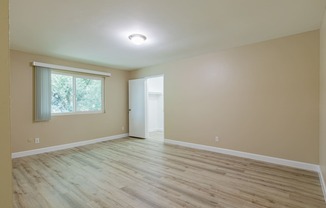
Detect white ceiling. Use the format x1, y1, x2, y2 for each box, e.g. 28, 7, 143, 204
10, 0, 326, 70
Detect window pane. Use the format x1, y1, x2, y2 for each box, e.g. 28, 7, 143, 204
76, 77, 102, 112
51, 73, 73, 113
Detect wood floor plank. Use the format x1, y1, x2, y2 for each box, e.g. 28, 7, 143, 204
12, 138, 326, 208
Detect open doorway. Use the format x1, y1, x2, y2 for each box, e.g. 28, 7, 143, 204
146, 76, 164, 141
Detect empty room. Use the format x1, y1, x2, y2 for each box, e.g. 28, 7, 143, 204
2, 0, 326, 207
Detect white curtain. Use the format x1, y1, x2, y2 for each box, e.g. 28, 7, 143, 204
35, 66, 51, 121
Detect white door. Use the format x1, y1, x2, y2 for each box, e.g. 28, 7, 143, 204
129, 79, 146, 138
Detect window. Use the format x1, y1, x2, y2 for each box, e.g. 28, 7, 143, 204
51, 71, 104, 114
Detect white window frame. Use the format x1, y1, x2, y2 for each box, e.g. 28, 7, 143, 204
51, 70, 105, 116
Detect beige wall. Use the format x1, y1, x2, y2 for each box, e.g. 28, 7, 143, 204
130, 30, 320, 164
320, 11, 326, 185
11, 50, 129, 152
0, 0, 13, 207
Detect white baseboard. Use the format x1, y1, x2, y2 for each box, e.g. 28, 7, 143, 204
164, 139, 319, 172
12, 133, 129, 158
11, 135, 326, 201
317, 167, 326, 202
165, 138, 326, 201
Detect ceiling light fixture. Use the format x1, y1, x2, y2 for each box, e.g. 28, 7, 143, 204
128, 34, 147, 45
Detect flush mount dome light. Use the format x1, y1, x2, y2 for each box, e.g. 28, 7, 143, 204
128, 34, 147, 45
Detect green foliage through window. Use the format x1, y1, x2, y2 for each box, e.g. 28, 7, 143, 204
51, 72, 104, 114
76, 78, 102, 112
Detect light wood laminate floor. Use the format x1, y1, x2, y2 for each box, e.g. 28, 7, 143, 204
148, 131, 164, 141
13, 138, 326, 208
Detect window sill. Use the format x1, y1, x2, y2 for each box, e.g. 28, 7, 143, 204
52, 111, 105, 117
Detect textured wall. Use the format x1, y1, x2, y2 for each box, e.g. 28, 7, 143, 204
320, 11, 326, 189
11, 50, 129, 152
131, 31, 320, 164
0, 0, 13, 206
